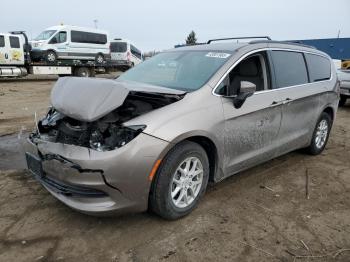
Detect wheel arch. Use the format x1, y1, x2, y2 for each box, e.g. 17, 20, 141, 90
322, 105, 335, 122
158, 132, 222, 183
96, 52, 105, 58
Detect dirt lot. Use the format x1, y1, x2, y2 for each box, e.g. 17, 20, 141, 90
0, 79, 350, 261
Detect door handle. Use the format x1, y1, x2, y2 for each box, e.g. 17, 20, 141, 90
282, 98, 293, 105
270, 101, 283, 107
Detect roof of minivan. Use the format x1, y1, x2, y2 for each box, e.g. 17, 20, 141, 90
170, 43, 246, 52
168, 41, 328, 57
45, 25, 108, 35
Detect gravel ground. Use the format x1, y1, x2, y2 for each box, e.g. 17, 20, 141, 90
0, 79, 349, 261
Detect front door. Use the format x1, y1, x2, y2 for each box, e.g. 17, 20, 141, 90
218, 51, 283, 176
49, 31, 68, 59
0, 35, 10, 65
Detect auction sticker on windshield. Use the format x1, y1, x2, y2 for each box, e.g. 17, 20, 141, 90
205, 52, 231, 59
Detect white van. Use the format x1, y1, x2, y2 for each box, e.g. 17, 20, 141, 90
110, 39, 143, 70
30, 25, 110, 64
0, 33, 25, 66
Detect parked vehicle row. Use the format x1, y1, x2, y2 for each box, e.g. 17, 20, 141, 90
24, 37, 339, 219
0, 25, 144, 78
337, 69, 350, 106
30, 25, 143, 70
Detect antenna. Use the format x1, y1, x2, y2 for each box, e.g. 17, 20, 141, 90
93, 19, 98, 29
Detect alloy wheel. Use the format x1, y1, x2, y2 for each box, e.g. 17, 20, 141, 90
170, 157, 204, 208
315, 119, 329, 149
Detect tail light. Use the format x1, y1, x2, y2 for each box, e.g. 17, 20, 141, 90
127, 51, 131, 61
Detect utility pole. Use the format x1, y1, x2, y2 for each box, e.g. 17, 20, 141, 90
93, 19, 98, 29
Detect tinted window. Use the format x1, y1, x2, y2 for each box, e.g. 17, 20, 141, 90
305, 54, 331, 82
118, 51, 232, 92
271, 51, 308, 88
9, 36, 20, 48
110, 42, 127, 52
71, 31, 107, 44
0, 35, 4, 47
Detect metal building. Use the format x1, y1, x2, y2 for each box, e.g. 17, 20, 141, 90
291, 38, 350, 60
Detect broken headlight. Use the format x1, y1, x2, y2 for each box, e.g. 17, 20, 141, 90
89, 125, 146, 152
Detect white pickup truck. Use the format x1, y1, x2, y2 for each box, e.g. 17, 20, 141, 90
338, 69, 350, 106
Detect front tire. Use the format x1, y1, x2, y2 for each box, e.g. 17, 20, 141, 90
46, 50, 57, 64
149, 141, 209, 220
306, 112, 332, 155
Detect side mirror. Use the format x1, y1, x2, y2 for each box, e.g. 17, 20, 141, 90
233, 81, 256, 109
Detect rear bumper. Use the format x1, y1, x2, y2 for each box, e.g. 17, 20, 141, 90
110, 60, 132, 68
340, 82, 350, 97
24, 133, 170, 216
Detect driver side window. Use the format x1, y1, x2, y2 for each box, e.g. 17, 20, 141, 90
49, 31, 67, 44
215, 51, 270, 96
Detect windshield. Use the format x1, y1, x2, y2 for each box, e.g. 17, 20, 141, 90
111, 42, 127, 52
118, 50, 232, 91
34, 30, 56, 41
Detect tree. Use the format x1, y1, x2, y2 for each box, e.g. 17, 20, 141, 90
186, 31, 197, 45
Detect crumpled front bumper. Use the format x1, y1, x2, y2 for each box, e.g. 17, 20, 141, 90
23, 132, 170, 216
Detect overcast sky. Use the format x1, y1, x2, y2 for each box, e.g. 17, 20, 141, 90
1, 0, 349, 51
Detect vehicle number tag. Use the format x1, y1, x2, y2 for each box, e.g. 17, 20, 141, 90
206, 52, 231, 59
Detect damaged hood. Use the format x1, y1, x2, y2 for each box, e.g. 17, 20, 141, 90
51, 77, 185, 122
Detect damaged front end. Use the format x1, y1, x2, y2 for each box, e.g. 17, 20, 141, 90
24, 77, 183, 215
31, 78, 184, 151
33, 107, 146, 152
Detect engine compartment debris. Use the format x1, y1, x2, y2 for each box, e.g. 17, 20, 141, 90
32, 91, 183, 151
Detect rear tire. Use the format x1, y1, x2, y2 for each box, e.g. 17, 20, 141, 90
306, 112, 332, 155
339, 95, 347, 107
74, 67, 91, 77
149, 141, 209, 220
95, 53, 105, 64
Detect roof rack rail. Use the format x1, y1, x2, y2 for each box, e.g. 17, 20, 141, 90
207, 36, 271, 44
249, 40, 316, 49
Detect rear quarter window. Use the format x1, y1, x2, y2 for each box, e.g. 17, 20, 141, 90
9, 36, 20, 48
305, 54, 331, 82
0, 35, 4, 47
271, 51, 308, 88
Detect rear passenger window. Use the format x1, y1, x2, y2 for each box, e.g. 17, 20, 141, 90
271, 51, 308, 88
305, 54, 331, 82
0, 36, 4, 47
71, 31, 107, 44
9, 36, 20, 48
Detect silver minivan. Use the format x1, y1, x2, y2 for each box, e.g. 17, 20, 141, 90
25, 37, 339, 219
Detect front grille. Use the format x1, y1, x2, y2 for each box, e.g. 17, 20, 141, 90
37, 174, 107, 198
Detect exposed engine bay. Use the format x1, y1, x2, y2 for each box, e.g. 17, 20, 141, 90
31, 91, 183, 151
